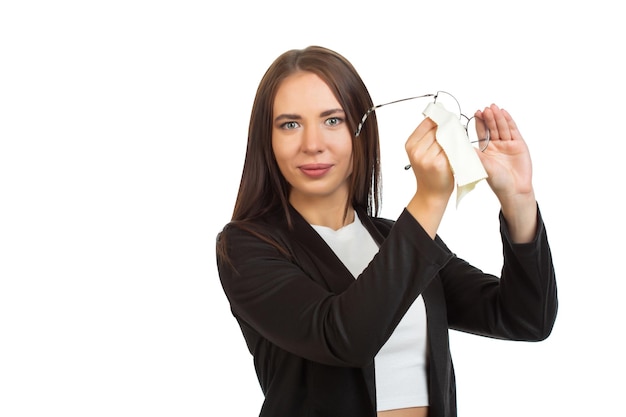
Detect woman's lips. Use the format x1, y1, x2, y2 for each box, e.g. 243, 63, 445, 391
299, 163, 333, 178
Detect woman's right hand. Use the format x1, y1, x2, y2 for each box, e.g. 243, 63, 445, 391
404, 117, 454, 238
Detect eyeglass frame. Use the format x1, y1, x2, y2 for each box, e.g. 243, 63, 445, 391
353, 91, 490, 154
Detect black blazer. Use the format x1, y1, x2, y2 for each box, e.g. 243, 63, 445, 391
217, 205, 557, 417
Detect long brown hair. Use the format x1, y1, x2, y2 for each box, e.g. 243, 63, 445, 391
218, 46, 382, 259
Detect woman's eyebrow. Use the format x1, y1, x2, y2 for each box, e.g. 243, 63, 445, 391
320, 108, 345, 117
274, 108, 345, 123
274, 113, 301, 123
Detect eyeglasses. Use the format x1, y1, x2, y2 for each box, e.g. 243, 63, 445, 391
354, 91, 490, 155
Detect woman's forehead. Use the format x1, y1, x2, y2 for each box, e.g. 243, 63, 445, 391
273, 71, 342, 114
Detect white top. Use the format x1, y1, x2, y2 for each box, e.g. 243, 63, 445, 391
311, 212, 429, 411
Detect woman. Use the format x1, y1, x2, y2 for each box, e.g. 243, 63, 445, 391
216, 45, 557, 417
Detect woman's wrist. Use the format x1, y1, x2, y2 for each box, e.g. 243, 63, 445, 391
499, 191, 538, 244
406, 191, 449, 240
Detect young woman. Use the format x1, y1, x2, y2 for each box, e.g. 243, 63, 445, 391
216, 45, 557, 417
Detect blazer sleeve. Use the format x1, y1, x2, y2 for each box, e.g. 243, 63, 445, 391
217, 209, 454, 368
440, 204, 558, 341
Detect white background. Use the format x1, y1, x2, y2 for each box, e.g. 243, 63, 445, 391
1, 1, 624, 416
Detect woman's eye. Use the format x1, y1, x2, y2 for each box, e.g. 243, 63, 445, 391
325, 117, 343, 127
281, 121, 300, 130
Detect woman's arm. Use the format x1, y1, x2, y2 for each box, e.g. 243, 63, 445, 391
440, 206, 558, 341
475, 104, 538, 243
405, 117, 455, 239
217, 210, 453, 368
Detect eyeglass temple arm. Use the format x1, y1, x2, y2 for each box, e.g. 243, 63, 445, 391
354, 93, 438, 137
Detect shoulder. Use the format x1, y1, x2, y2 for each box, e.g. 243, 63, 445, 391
216, 210, 295, 263
219, 207, 287, 238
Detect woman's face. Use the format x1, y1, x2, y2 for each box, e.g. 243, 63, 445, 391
272, 71, 353, 208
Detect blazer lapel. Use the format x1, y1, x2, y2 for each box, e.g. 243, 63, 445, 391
288, 205, 356, 294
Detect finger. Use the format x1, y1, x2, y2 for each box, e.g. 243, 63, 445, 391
481, 106, 499, 141
501, 108, 523, 140
406, 123, 437, 159
412, 116, 438, 140
481, 104, 512, 141
472, 114, 489, 141
490, 104, 513, 141
405, 118, 437, 151
405, 123, 447, 175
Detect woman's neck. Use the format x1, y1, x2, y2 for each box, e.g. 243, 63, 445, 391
289, 196, 354, 230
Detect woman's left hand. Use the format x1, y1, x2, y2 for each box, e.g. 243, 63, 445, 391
475, 104, 538, 243
474, 104, 533, 202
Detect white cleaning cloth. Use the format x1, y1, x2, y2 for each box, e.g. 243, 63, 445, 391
422, 101, 488, 206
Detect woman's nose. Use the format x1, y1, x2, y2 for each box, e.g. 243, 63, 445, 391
301, 126, 324, 153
